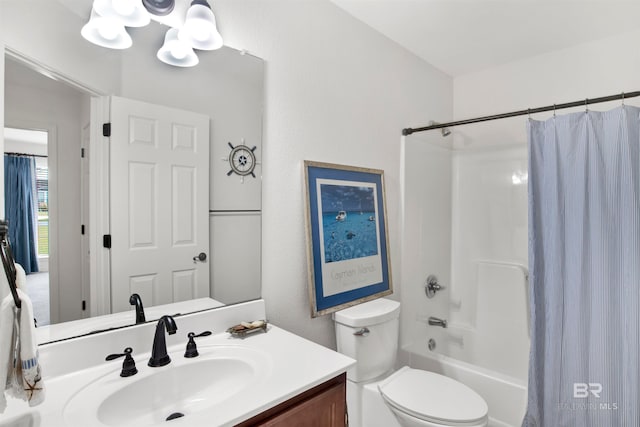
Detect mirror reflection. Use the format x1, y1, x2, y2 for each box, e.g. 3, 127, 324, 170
1, 0, 263, 344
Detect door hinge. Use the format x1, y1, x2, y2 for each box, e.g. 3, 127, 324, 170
103, 123, 111, 137
82, 300, 86, 311
81, 224, 85, 235
81, 147, 85, 158
103, 234, 112, 249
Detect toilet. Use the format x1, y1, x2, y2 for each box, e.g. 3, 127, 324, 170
333, 298, 488, 427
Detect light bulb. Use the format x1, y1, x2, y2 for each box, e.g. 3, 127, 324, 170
97, 19, 120, 40
157, 28, 199, 67
190, 20, 210, 42
179, 1, 223, 50
170, 45, 188, 60
81, 8, 132, 49
112, 0, 135, 16
94, 0, 150, 27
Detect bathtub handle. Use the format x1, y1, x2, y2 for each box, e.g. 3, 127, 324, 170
425, 275, 446, 298
353, 327, 370, 337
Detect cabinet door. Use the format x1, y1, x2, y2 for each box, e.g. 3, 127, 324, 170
258, 382, 346, 427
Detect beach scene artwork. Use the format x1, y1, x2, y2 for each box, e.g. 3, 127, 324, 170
319, 183, 379, 263
304, 161, 392, 316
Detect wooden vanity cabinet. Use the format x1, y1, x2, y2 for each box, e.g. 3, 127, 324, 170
235, 373, 347, 427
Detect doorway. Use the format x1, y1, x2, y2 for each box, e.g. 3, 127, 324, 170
3, 127, 50, 325
4, 55, 89, 325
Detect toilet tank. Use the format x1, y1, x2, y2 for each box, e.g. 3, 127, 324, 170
333, 298, 401, 382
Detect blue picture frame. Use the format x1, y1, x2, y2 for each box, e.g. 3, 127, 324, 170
303, 161, 393, 317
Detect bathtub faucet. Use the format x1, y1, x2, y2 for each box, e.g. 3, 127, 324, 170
428, 316, 448, 328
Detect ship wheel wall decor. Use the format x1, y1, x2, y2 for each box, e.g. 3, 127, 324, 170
224, 139, 259, 183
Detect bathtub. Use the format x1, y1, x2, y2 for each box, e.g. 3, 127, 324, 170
399, 344, 527, 427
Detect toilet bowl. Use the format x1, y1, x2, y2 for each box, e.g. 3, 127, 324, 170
379, 367, 488, 427
333, 298, 488, 427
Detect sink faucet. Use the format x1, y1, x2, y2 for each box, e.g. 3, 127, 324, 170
148, 315, 178, 367
129, 293, 146, 324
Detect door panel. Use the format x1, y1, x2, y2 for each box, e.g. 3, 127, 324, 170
172, 166, 196, 245
128, 162, 156, 248
110, 96, 210, 314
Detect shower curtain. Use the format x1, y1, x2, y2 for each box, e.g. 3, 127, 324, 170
4, 155, 39, 274
524, 105, 640, 426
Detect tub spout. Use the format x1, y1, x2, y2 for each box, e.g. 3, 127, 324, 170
428, 316, 448, 328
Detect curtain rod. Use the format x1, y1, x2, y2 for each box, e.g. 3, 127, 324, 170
4, 152, 47, 158
402, 91, 640, 136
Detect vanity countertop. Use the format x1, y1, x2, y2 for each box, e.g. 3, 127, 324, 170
1, 306, 354, 427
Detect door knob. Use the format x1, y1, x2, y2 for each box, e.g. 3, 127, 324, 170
193, 252, 207, 263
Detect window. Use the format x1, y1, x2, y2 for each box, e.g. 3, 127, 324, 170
35, 159, 48, 256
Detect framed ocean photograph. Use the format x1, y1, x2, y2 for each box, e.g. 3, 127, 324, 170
303, 161, 393, 317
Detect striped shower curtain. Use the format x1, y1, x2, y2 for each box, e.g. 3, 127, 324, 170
523, 105, 640, 426
4, 155, 39, 274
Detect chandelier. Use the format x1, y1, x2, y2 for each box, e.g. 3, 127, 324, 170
81, 0, 223, 67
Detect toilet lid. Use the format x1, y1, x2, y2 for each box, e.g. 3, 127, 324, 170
378, 368, 488, 425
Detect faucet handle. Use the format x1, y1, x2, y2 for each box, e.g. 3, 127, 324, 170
425, 275, 446, 298
184, 331, 212, 358
106, 347, 138, 377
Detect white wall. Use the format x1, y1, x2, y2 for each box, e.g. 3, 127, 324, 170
215, 0, 452, 347
453, 28, 640, 149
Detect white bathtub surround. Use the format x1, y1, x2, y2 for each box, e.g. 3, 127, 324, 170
401, 141, 530, 426
0, 299, 354, 426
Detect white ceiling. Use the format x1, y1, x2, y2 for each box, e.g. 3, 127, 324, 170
330, 0, 640, 77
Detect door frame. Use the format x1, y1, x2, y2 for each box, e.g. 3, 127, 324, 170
89, 96, 111, 316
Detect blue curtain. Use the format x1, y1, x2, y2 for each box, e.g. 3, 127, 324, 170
4, 155, 39, 274
524, 106, 640, 426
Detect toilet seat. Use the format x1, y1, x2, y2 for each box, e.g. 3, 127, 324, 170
378, 367, 488, 426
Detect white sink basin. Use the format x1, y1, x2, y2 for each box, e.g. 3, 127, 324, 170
63, 345, 270, 427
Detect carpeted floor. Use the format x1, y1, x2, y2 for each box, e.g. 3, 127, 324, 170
25, 272, 50, 326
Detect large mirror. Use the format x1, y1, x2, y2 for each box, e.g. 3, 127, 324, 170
1, 0, 263, 343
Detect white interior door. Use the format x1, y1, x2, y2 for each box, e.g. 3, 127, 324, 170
109, 96, 210, 314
